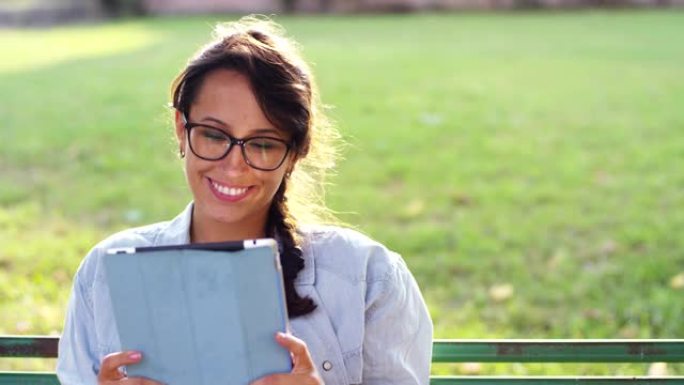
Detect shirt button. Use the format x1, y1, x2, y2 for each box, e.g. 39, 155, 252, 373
322, 360, 333, 371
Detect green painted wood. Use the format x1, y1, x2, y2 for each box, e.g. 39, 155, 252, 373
429, 377, 684, 385
0, 372, 60, 385
432, 340, 684, 363
3, 338, 684, 385
0, 336, 58, 358
5, 373, 684, 385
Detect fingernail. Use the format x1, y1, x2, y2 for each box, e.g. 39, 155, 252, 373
129, 352, 142, 360
276, 332, 286, 339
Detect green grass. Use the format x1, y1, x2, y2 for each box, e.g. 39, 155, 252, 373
1, 11, 684, 374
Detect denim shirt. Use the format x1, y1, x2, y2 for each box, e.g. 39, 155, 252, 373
57, 203, 433, 385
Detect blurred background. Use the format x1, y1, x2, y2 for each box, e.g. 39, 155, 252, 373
1, 0, 683, 376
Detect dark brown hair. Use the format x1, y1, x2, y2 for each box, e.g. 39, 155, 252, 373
171, 16, 339, 318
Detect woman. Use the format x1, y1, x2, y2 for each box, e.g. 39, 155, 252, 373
57, 16, 432, 385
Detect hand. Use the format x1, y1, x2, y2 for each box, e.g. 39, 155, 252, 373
251, 332, 324, 385
98, 351, 163, 385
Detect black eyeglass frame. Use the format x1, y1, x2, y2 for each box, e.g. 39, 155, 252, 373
181, 113, 293, 172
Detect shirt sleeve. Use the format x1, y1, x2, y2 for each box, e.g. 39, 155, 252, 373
362, 253, 433, 385
57, 262, 100, 385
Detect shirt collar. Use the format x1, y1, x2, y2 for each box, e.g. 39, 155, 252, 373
155, 201, 193, 246
156, 201, 316, 285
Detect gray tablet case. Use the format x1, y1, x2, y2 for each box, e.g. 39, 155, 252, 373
103, 239, 291, 385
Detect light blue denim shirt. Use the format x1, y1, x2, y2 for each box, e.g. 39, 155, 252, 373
57, 203, 433, 385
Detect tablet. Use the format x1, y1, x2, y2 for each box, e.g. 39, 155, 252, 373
104, 239, 292, 385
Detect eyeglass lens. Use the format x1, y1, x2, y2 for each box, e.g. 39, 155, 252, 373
188, 125, 288, 170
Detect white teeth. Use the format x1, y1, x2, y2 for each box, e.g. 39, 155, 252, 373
212, 182, 247, 196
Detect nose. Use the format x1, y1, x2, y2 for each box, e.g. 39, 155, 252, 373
220, 144, 249, 172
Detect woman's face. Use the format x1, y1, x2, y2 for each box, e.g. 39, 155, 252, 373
175, 69, 294, 241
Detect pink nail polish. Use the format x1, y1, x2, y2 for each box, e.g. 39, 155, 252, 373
129, 352, 142, 360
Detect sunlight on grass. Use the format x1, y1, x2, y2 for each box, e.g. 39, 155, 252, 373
0, 23, 163, 74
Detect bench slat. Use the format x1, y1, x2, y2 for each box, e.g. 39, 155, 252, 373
3, 337, 684, 385
3, 337, 684, 363
0, 372, 60, 385
433, 340, 684, 363
0, 337, 58, 358
1, 374, 684, 385
430, 377, 684, 384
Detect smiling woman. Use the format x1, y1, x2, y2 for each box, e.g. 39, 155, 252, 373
174, 70, 296, 244
55, 15, 433, 385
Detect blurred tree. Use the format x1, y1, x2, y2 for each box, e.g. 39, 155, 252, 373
283, 0, 296, 12
282, 0, 334, 13
100, 0, 144, 16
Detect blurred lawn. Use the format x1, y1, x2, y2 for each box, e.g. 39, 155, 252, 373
1, 11, 684, 374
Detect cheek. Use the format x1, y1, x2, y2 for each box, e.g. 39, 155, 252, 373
260, 171, 287, 195
184, 158, 208, 184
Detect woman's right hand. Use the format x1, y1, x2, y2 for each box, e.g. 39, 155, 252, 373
98, 351, 163, 385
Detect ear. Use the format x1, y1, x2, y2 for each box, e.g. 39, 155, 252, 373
174, 109, 187, 152
284, 153, 298, 176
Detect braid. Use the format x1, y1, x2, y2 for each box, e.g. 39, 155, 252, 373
266, 179, 317, 318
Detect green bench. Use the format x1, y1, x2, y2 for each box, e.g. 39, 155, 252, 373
2, 336, 683, 384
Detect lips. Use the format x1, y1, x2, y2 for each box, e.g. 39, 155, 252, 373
207, 178, 252, 202
212, 182, 247, 196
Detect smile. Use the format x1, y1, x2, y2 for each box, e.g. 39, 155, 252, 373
208, 178, 252, 202
212, 182, 248, 196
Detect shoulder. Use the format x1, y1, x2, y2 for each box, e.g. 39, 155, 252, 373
94, 220, 175, 254
299, 225, 407, 284
73, 220, 175, 285
74, 203, 192, 284
300, 225, 377, 248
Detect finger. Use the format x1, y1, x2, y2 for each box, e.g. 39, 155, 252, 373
98, 351, 142, 381
275, 332, 315, 372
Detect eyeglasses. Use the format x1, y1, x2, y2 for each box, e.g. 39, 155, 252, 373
182, 114, 292, 171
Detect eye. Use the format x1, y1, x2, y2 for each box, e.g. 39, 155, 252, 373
247, 138, 283, 151
198, 127, 228, 142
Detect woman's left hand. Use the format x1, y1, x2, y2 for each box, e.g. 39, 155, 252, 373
250, 332, 323, 385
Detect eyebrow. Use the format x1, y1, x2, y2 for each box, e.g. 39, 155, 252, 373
198, 116, 284, 138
